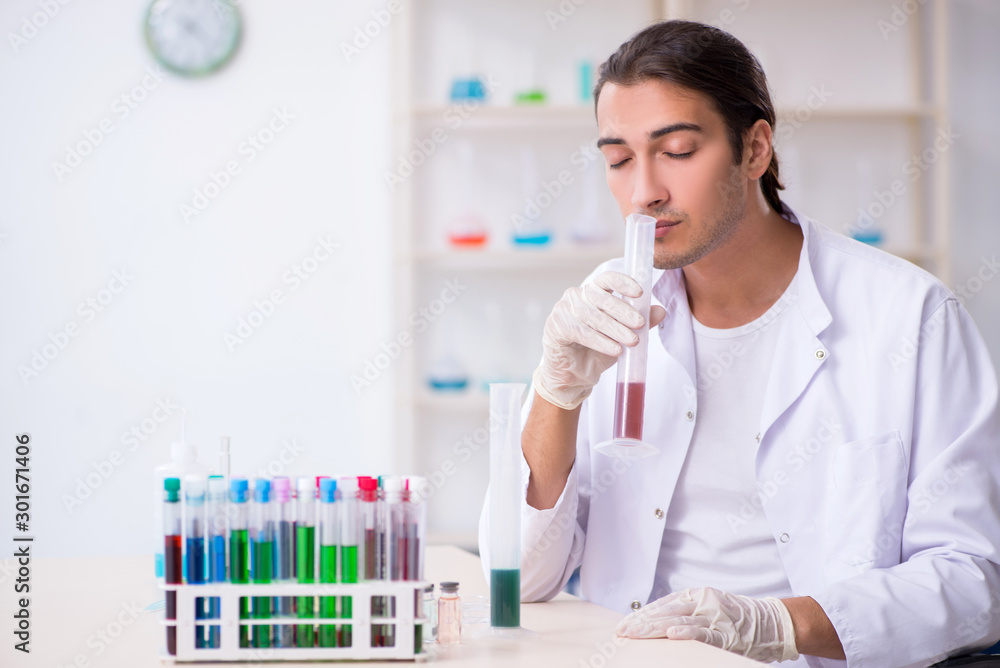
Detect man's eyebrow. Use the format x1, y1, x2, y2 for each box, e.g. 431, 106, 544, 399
597, 122, 704, 148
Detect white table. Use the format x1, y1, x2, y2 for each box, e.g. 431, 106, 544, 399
0, 547, 764, 667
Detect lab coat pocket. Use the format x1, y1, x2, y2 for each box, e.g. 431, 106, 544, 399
824, 430, 908, 584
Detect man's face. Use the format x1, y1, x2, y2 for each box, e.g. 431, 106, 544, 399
596, 78, 748, 270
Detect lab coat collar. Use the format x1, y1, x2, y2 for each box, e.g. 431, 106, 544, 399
783, 205, 834, 337
648, 205, 834, 442
648, 205, 833, 340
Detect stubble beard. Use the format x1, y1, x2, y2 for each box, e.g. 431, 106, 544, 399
651, 166, 747, 271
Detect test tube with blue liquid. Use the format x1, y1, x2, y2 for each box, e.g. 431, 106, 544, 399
488, 382, 535, 637
205, 475, 227, 648
184, 475, 208, 649
595, 213, 660, 459
272, 476, 294, 647
251, 478, 273, 648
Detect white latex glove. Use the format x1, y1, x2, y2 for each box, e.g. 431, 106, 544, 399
614, 587, 799, 663
533, 271, 667, 410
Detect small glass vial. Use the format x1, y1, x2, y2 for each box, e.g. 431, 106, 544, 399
423, 584, 438, 643
437, 582, 461, 646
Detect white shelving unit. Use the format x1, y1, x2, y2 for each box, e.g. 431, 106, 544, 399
391, 0, 951, 550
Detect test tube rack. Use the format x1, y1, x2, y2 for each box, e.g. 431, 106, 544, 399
160, 580, 429, 662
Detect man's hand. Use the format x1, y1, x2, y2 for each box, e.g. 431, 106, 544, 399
533, 270, 666, 410
614, 587, 800, 663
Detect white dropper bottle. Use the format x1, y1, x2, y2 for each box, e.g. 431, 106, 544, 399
153, 410, 212, 578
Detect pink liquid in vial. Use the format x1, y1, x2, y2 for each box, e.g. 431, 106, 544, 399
613, 382, 645, 440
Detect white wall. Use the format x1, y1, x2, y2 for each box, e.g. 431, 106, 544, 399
0, 0, 997, 560
950, 0, 1000, 365
0, 0, 397, 557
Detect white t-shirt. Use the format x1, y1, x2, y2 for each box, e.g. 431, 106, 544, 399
650, 275, 799, 602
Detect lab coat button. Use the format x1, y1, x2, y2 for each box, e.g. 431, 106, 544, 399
686, 411, 694, 421
779, 532, 790, 543
631, 600, 642, 611
815, 349, 827, 360
654, 508, 664, 519
755, 433, 761, 444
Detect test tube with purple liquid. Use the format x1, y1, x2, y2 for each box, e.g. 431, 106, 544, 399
595, 213, 659, 459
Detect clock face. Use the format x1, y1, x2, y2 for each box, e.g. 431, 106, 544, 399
144, 0, 241, 77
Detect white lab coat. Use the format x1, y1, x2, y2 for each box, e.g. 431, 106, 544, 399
479, 210, 1000, 668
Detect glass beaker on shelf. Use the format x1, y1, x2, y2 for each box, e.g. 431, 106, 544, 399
511, 146, 553, 247
447, 140, 490, 248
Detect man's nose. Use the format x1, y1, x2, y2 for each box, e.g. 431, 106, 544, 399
630, 158, 669, 211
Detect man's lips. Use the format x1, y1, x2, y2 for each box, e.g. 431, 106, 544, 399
655, 219, 681, 237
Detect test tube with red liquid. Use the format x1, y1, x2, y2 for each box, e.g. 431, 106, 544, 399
595, 213, 660, 459
163, 477, 182, 655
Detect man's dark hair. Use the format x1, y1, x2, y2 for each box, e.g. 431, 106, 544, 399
595, 20, 785, 214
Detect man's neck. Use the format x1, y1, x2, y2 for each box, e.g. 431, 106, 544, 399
682, 203, 803, 329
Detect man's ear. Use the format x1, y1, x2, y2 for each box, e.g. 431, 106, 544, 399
743, 119, 774, 180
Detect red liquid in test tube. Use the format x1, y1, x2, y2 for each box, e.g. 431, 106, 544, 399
613, 381, 646, 440
594, 214, 659, 459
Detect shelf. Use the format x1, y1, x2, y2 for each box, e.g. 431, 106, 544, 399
775, 105, 941, 121
407, 103, 943, 130
414, 389, 491, 411
403, 244, 621, 270
410, 104, 596, 129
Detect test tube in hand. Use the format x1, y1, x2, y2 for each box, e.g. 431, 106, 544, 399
595, 213, 660, 459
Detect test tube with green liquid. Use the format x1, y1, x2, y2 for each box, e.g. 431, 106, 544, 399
251, 478, 273, 648
318, 478, 339, 647
272, 476, 294, 647
489, 383, 526, 629
295, 477, 316, 647
228, 478, 250, 648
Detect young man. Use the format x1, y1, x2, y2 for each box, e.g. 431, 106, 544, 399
479, 20, 1000, 667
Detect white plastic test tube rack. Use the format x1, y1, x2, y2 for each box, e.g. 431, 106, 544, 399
160, 581, 430, 661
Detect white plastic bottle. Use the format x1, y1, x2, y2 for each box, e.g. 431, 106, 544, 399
153, 415, 212, 578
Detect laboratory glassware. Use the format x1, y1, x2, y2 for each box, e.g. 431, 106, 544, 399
422, 584, 437, 643
153, 412, 210, 579
318, 477, 339, 647
512, 147, 553, 246
205, 475, 227, 648
595, 213, 660, 459
337, 476, 360, 648
272, 476, 294, 647
184, 475, 208, 648
488, 383, 527, 631
229, 478, 251, 648
447, 141, 489, 247
164, 477, 182, 656
295, 476, 316, 647
437, 582, 461, 646
251, 478, 273, 648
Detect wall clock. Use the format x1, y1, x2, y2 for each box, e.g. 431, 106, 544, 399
144, 0, 242, 77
